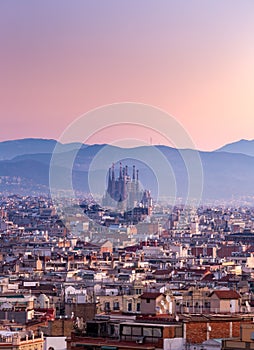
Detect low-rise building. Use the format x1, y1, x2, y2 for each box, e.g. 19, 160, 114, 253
0, 331, 44, 350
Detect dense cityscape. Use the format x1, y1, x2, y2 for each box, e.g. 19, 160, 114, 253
1, 187, 254, 349
1, 1, 254, 349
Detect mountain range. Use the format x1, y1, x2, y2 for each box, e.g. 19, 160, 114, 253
216, 139, 254, 157
0, 138, 254, 204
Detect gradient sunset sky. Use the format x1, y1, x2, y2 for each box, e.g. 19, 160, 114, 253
0, 0, 254, 150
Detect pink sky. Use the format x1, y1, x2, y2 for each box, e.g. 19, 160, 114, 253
0, 1, 254, 150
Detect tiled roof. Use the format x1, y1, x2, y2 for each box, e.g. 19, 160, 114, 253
201, 273, 215, 281
210, 290, 241, 299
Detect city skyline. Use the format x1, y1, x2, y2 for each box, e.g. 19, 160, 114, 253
1, 2, 254, 347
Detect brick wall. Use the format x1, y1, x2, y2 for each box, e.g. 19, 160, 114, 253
65, 302, 96, 321
186, 322, 208, 343
47, 318, 74, 336
232, 320, 241, 337
185, 319, 249, 344
209, 321, 231, 340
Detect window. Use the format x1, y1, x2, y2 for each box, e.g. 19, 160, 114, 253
105, 302, 110, 311
143, 328, 153, 337
113, 301, 119, 310
132, 327, 142, 336
146, 299, 150, 303
153, 328, 162, 337
109, 325, 115, 336
136, 303, 141, 312
128, 302, 132, 312
122, 326, 131, 335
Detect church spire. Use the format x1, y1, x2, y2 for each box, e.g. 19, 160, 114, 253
132, 165, 136, 181
119, 162, 123, 179
112, 163, 115, 180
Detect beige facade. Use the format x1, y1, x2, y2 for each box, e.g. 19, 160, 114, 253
0, 332, 44, 350
179, 287, 211, 314
96, 294, 123, 313
140, 293, 173, 315
210, 292, 241, 313
96, 294, 141, 314
241, 323, 254, 342
222, 323, 254, 349
123, 294, 141, 313
207, 290, 241, 313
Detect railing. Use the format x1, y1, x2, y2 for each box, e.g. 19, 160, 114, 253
0, 333, 43, 345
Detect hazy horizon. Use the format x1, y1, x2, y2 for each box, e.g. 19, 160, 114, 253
1, 135, 254, 152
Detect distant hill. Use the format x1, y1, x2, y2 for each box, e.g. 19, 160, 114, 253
216, 139, 254, 157
0, 138, 254, 202
0, 138, 82, 160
